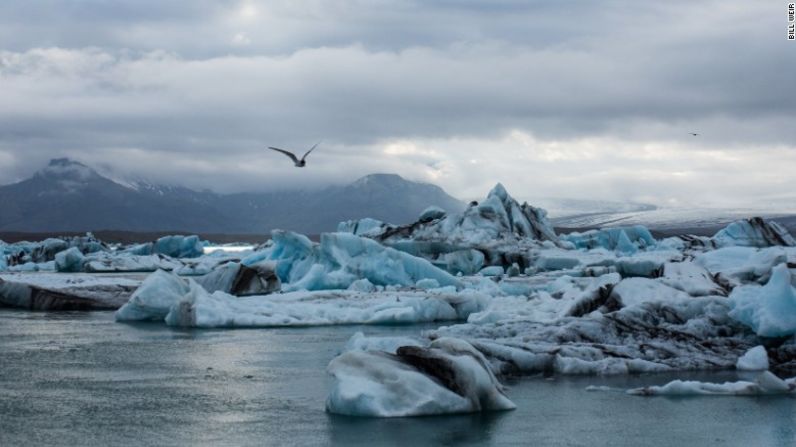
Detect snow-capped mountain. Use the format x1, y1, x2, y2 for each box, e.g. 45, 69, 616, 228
0, 159, 464, 234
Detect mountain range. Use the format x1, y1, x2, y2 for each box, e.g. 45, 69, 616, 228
0, 158, 465, 234
3, 158, 794, 238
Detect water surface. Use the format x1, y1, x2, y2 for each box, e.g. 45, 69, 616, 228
1, 310, 794, 446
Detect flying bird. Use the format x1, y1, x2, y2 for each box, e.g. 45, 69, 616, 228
689, 132, 699, 136
267, 142, 320, 167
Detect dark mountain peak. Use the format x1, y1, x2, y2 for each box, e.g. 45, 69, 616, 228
354, 173, 405, 182
47, 157, 85, 168
348, 173, 437, 191
35, 158, 101, 182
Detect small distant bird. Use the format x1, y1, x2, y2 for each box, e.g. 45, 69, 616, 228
689, 132, 699, 136
267, 142, 319, 167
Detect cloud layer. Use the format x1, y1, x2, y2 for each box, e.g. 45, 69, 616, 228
0, 1, 793, 208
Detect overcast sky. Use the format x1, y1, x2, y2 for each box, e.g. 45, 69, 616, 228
0, 0, 793, 208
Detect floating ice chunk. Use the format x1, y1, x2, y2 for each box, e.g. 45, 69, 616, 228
343, 331, 426, 354
54, 247, 85, 272
8, 261, 44, 272
337, 218, 386, 236
506, 263, 520, 277
83, 253, 183, 273
614, 258, 663, 278
121, 243, 154, 256
325, 337, 515, 417
695, 246, 786, 286
347, 278, 376, 293
432, 292, 749, 375
729, 263, 796, 337
498, 278, 536, 296
259, 231, 462, 291
628, 371, 795, 396
736, 346, 769, 371
534, 253, 581, 272
416, 278, 440, 289
554, 355, 670, 375
479, 266, 504, 277
418, 206, 446, 222
116, 270, 487, 327
610, 277, 690, 309
442, 249, 485, 275
658, 261, 727, 297
115, 270, 192, 321
0, 272, 141, 310
153, 235, 205, 258
368, 183, 559, 247
563, 226, 656, 252
615, 230, 638, 255
196, 260, 281, 296
172, 250, 243, 276
712, 217, 796, 248
194, 289, 485, 328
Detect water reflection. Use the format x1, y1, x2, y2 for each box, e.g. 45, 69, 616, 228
328, 411, 508, 446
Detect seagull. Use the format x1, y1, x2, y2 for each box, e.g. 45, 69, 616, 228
689, 132, 699, 136
267, 142, 319, 167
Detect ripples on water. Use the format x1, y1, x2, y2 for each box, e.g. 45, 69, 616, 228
1, 310, 794, 446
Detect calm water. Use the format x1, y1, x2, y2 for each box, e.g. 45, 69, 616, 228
1, 309, 794, 446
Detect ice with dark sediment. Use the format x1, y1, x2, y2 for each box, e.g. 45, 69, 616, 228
337, 183, 562, 274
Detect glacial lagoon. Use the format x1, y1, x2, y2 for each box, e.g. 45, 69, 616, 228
1, 309, 794, 447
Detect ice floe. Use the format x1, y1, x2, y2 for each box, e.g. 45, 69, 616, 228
326, 337, 515, 417
116, 270, 487, 328
628, 371, 795, 396
0, 272, 141, 310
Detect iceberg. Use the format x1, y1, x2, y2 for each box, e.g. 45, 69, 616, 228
658, 261, 728, 297
196, 260, 281, 296
54, 247, 85, 272
712, 217, 796, 248
0, 272, 141, 310
153, 235, 206, 258
1, 233, 107, 269
429, 291, 758, 375
115, 270, 194, 321
246, 230, 462, 291
736, 345, 769, 371
729, 263, 796, 337
326, 337, 515, 417
337, 183, 561, 273
562, 225, 656, 253
628, 371, 795, 396
418, 205, 447, 222
116, 270, 487, 328
336, 218, 387, 237
695, 246, 787, 286
82, 253, 184, 273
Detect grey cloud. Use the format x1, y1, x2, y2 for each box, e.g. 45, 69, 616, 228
0, 0, 793, 206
